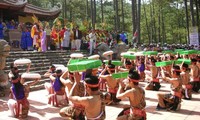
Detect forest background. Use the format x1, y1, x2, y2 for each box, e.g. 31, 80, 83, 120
28, 0, 200, 45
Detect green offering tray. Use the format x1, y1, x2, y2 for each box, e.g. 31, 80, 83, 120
67, 60, 102, 72
144, 51, 158, 55
180, 50, 198, 55
68, 58, 87, 64
112, 72, 128, 79
162, 50, 173, 54
155, 61, 173, 67
175, 59, 191, 65
174, 49, 184, 53
123, 54, 136, 60
104, 60, 122, 66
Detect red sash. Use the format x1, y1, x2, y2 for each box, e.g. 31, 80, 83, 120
72, 104, 85, 110
108, 88, 118, 93
183, 84, 193, 89
17, 98, 27, 105
172, 91, 182, 98
131, 108, 146, 118
153, 78, 159, 83
15, 98, 27, 117
123, 108, 146, 117
193, 77, 199, 82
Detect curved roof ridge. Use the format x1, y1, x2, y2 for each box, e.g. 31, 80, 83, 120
3, 0, 27, 6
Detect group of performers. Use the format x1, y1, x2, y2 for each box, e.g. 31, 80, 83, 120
6, 48, 200, 120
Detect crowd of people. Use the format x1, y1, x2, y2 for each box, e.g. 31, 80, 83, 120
0, 19, 130, 54
6, 48, 200, 119
1, 20, 200, 54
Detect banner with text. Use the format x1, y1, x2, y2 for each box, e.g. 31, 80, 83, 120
189, 26, 199, 46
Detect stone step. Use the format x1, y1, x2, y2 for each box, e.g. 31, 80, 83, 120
9, 50, 87, 55
5, 50, 89, 91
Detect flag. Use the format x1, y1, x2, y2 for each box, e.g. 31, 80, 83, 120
32, 14, 39, 24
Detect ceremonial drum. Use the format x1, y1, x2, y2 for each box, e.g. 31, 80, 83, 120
103, 51, 113, 60
21, 73, 41, 79
88, 54, 100, 60
14, 59, 31, 65
70, 53, 84, 58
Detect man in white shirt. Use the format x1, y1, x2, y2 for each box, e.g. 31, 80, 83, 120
63, 28, 71, 50
89, 29, 97, 55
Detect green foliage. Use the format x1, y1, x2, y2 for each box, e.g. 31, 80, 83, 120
27, 0, 196, 44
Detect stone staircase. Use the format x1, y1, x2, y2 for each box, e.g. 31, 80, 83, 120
5, 50, 88, 91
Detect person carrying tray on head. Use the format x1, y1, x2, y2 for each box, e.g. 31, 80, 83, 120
7, 63, 39, 118
68, 74, 106, 120
99, 61, 121, 104
157, 65, 182, 111
144, 57, 161, 91
116, 69, 146, 120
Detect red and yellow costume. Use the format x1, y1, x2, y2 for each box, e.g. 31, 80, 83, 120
31, 24, 42, 51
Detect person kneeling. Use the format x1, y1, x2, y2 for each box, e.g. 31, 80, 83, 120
68, 73, 106, 120
116, 69, 146, 120
157, 65, 182, 111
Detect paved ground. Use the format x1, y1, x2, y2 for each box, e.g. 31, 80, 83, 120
0, 81, 200, 120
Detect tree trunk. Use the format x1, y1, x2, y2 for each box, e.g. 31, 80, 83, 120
152, 1, 157, 43
195, 0, 200, 42
142, 0, 150, 44
176, 3, 181, 44
101, 0, 104, 23
113, 0, 117, 31
65, 0, 67, 19
94, 0, 96, 25
158, 5, 161, 43
161, 8, 166, 44
121, 0, 124, 31
91, 0, 94, 29
184, 0, 190, 44
86, 0, 89, 21
131, 0, 136, 33
69, 0, 72, 21
134, 0, 137, 31
190, 0, 195, 26
150, 0, 153, 43
116, 0, 120, 30
137, 0, 141, 44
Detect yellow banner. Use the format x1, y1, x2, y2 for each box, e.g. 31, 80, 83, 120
18, 16, 34, 24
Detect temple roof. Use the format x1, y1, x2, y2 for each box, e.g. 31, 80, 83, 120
0, 0, 27, 10
0, 0, 61, 20
24, 4, 61, 19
